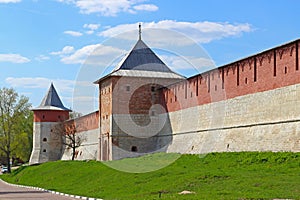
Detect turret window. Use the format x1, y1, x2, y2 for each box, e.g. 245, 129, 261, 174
131, 146, 137, 152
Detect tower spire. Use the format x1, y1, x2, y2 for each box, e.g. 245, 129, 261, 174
139, 23, 141, 40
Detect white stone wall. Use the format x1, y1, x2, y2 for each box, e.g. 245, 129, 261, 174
164, 83, 300, 154
61, 128, 99, 161
29, 122, 62, 165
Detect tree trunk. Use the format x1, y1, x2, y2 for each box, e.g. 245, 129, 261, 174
72, 146, 76, 160
6, 151, 11, 173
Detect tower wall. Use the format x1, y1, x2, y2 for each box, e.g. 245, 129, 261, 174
109, 76, 179, 160
29, 110, 69, 165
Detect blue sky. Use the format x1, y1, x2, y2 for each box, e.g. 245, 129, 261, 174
1, 0, 300, 114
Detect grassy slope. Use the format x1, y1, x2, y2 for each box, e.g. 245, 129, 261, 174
1, 152, 300, 200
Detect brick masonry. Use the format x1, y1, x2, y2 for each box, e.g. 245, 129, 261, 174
32, 39, 300, 164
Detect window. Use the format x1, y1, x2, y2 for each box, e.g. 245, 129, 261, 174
151, 110, 155, 116
245, 78, 248, 84
285, 66, 287, 74
126, 85, 130, 91
43, 138, 47, 142
151, 86, 155, 92
42, 115, 45, 119
131, 146, 137, 152
43, 149, 47, 153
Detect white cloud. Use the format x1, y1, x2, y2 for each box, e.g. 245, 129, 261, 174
99, 20, 252, 45
84, 23, 100, 30
60, 44, 125, 65
35, 55, 50, 62
5, 77, 74, 92
51, 46, 75, 56
0, 54, 30, 63
161, 55, 215, 71
64, 30, 83, 37
133, 4, 158, 12
83, 23, 100, 34
57, 0, 158, 16
0, 0, 21, 3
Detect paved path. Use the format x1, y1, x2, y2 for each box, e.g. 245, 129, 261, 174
0, 179, 76, 200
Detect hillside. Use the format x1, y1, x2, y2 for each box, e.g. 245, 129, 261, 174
1, 152, 300, 200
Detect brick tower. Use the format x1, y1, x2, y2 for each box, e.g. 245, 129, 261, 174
94, 25, 184, 160
29, 83, 71, 165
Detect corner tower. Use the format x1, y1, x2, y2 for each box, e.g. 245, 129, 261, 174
29, 83, 71, 165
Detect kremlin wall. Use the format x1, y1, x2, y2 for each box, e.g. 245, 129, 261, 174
29, 37, 300, 164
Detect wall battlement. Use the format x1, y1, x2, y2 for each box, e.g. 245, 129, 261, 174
163, 39, 300, 112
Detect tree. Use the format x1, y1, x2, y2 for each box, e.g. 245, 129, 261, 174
53, 120, 86, 161
0, 87, 32, 173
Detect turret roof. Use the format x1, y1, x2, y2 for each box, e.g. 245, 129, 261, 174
94, 38, 184, 83
32, 83, 71, 111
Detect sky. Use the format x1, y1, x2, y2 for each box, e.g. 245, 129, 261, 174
1, 0, 300, 114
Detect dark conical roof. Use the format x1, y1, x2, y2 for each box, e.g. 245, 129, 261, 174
115, 39, 172, 72
94, 39, 185, 84
33, 83, 71, 111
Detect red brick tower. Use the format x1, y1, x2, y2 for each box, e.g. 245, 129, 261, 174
29, 83, 71, 164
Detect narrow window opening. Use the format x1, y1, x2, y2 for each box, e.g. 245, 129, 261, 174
285, 66, 287, 74
43, 149, 47, 153
58, 115, 61, 119
274, 50, 277, 77
42, 115, 45, 119
196, 80, 199, 96
43, 138, 47, 142
151, 86, 155, 92
237, 65, 240, 86
215, 85, 217, 91
222, 68, 225, 89
131, 146, 137, 152
190, 92, 192, 98
126, 85, 130, 91
296, 42, 299, 71
245, 78, 248, 84
151, 110, 155, 116
254, 57, 257, 82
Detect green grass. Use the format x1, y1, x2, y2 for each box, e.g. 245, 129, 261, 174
1, 152, 300, 200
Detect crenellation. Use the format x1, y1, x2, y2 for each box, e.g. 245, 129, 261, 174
30, 37, 300, 164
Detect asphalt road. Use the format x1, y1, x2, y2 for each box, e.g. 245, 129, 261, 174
0, 179, 76, 200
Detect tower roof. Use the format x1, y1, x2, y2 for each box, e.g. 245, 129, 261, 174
114, 39, 173, 73
33, 83, 71, 111
94, 25, 185, 84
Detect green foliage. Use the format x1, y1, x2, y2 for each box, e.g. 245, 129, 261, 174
0, 87, 32, 170
1, 152, 300, 199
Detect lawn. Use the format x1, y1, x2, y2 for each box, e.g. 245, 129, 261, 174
1, 152, 300, 199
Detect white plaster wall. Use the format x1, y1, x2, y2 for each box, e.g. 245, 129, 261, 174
29, 122, 62, 165
61, 128, 99, 161
164, 83, 300, 154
